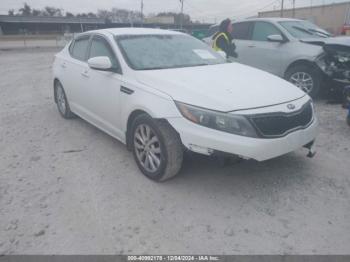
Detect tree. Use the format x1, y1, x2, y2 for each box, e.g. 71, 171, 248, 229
42, 6, 63, 17
65, 12, 75, 18
32, 9, 42, 16
76, 13, 88, 18
18, 3, 32, 16
87, 12, 97, 18
8, 9, 15, 16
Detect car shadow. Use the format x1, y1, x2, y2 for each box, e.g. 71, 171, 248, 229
163, 150, 315, 200
71, 114, 314, 200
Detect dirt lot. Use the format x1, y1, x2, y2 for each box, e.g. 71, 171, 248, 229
0, 48, 349, 255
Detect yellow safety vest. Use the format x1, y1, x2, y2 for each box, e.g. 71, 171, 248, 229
212, 32, 230, 51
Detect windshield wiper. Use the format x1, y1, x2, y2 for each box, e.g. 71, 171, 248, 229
190, 63, 210, 67
140, 63, 210, 70
292, 26, 314, 35
307, 28, 330, 37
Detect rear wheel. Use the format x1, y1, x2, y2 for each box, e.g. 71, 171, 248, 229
285, 64, 320, 98
131, 114, 183, 182
54, 81, 74, 119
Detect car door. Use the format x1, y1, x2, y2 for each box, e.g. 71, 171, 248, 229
241, 21, 286, 76
231, 21, 254, 64
82, 34, 124, 139
63, 35, 91, 112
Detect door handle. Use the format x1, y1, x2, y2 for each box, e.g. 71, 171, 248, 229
81, 70, 89, 78
248, 45, 256, 48
61, 63, 67, 69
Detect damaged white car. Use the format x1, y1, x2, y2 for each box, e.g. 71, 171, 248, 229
206, 18, 350, 98
53, 28, 318, 182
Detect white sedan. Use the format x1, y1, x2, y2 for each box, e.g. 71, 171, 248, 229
53, 28, 318, 182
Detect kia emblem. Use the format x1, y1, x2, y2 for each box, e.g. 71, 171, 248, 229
287, 104, 296, 110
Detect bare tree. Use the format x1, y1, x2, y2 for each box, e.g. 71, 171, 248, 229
42, 6, 63, 17
8, 9, 15, 16
87, 12, 97, 18
32, 9, 42, 16
65, 12, 75, 18
18, 3, 32, 16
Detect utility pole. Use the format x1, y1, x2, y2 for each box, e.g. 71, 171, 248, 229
293, 0, 296, 18
280, 0, 285, 17
180, 0, 184, 29
141, 0, 144, 27
310, 0, 313, 15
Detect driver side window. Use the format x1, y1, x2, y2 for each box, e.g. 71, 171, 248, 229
89, 36, 121, 73
252, 22, 282, 41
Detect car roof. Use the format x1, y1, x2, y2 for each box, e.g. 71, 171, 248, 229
209, 17, 302, 27
235, 17, 302, 23
83, 27, 184, 36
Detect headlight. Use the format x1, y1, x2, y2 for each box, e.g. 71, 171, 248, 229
175, 102, 258, 138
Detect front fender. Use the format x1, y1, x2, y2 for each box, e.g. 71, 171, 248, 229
119, 81, 182, 133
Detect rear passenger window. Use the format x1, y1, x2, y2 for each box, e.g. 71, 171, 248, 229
232, 22, 253, 40
71, 36, 90, 61
252, 22, 282, 41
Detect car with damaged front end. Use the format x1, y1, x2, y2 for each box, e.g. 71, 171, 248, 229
205, 18, 350, 99
52, 28, 318, 182
314, 37, 350, 98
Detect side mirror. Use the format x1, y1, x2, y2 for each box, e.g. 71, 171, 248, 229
88, 56, 112, 71
267, 34, 285, 43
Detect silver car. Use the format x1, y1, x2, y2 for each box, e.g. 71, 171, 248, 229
205, 18, 345, 97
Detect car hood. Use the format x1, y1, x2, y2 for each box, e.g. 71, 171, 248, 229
135, 63, 306, 112
301, 36, 350, 50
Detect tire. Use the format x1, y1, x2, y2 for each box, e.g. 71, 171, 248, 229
285, 64, 320, 98
54, 81, 74, 119
131, 114, 183, 182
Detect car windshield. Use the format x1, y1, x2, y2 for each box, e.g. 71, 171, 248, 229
116, 34, 226, 70
279, 20, 331, 39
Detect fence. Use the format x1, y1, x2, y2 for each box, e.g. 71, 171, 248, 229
0, 33, 75, 49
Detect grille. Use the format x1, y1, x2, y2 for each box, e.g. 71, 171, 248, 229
250, 102, 314, 138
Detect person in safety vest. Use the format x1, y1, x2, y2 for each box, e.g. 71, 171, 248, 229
212, 18, 237, 58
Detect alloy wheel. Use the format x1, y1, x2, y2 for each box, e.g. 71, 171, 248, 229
134, 124, 162, 173
289, 72, 314, 94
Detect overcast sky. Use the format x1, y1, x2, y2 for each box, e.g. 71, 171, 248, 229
0, 0, 348, 22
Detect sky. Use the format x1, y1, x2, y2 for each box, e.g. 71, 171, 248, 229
0, 0, 349, 22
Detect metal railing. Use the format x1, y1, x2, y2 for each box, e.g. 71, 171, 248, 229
0, 33, 75, 49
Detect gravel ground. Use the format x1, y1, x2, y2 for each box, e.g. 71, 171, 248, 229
0, 48, 349, 255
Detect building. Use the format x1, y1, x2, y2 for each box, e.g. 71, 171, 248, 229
145, 16, 175, 25
258, 1, 350, 35
0, 15, 106, 35
0, 15, 211, 36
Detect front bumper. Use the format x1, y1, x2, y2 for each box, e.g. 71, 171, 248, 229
168, 117, 318, 162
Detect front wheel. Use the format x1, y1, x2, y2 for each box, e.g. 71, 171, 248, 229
285, 65, 320, 98
131, 114, 183, 182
